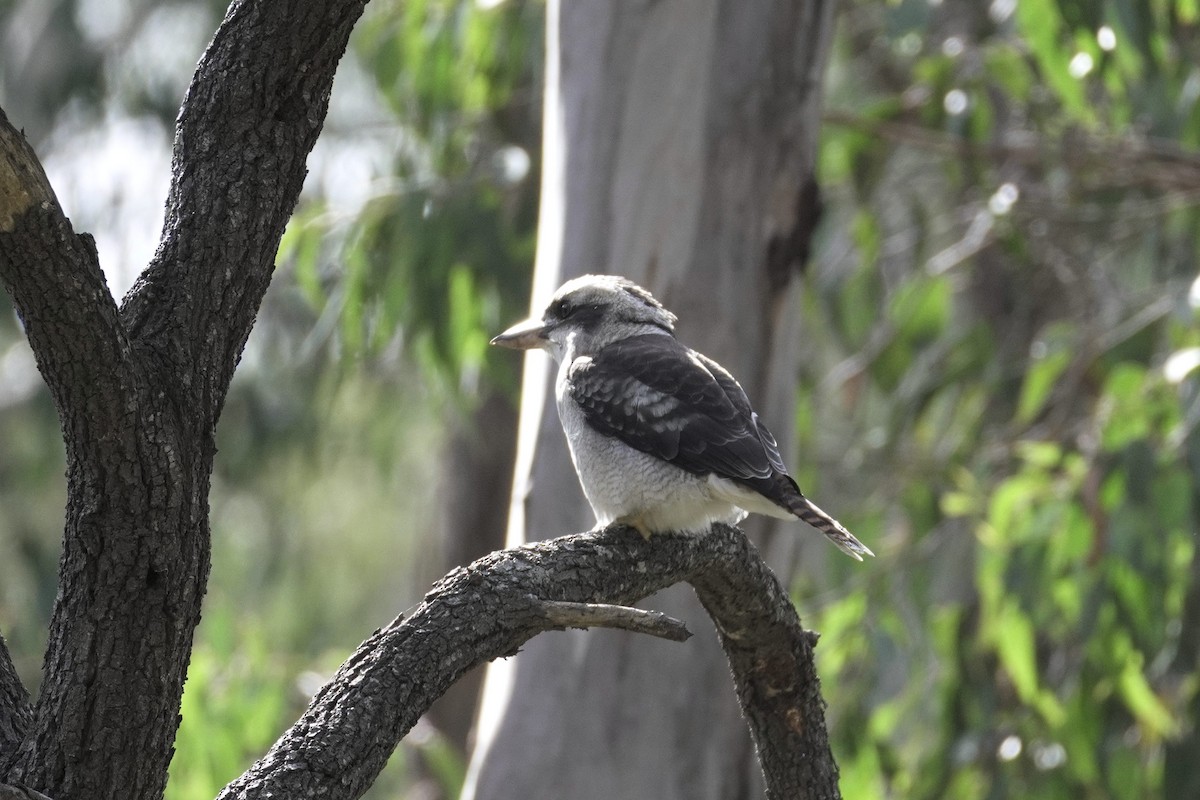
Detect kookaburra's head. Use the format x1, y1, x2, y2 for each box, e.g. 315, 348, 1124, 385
491, 274, 677, 362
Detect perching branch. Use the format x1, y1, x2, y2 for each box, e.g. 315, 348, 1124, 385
218, 524, 839, 800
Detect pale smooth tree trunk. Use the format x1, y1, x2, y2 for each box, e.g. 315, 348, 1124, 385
464, 1, 838, 797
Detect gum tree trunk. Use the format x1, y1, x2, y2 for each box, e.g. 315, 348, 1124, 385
464, 1, 838, 798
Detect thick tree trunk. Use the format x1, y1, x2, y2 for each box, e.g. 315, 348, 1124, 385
0, 1, 367, 797
465, 1, 838, 798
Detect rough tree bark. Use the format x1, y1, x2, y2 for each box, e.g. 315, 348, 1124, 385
0, 0, 367, 797
466, 1, 838, 798
212, 524, 839, 800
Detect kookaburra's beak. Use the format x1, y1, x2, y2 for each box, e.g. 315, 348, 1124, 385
490, 317, 550, 350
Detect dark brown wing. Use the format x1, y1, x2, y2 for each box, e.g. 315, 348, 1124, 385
566, 333, 793, 500
567, 333, 874, 559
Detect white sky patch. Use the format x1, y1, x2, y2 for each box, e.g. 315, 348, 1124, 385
1164, 348, 1200, 384
1097, 26, 1117, 51
989, 0, 1017, 23
307, 137, 395, 215
896, 32, 922, 57
1033, 741, 1067, 770
0, 339, 42, 410
121, 5, 213, 93
44, 110, 172, 299
76, 0, 134, 44
495, 145, 531, 184
1189, 274, 1200, 307
1069, 51, 1094, 78
998, 734, 1023, 761
944, 88, 968, 116
34, 27, 401, 301
307, 53, 407, 215
988, 182, 1019, 215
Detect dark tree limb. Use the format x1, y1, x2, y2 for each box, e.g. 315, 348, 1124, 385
692, 536, 841, 798
122, 0, 368, 431
218, 524, 840, 800
0, 112, 136, 458
0, 2, 368, 799
0, 632, 31, 772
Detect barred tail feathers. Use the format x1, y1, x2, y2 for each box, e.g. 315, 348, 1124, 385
792, 497, 874, 561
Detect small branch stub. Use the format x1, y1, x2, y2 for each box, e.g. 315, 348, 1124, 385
535, 599, 693, 642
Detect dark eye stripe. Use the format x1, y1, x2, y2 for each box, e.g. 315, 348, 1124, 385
569, 303, 606, 330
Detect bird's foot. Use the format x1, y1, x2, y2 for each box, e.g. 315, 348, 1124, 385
614, 515, 653, 540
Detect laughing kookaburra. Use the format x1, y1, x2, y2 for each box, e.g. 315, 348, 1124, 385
491, 274, 874, 560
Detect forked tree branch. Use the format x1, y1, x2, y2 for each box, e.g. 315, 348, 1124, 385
121, 0, 369, 431
0, 2, 369, 798
218, 524, 840, 800
0, 111, 136, 459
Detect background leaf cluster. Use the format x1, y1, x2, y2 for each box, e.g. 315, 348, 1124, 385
807, 1, 1200, 797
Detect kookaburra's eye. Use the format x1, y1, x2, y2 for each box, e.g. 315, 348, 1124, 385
552, 299, 576, 319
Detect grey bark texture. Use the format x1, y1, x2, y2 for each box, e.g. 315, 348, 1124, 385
217, 524, 839, 800
0, 634, 30, 770
0, 0, 367, 797
466, 1, 839, 798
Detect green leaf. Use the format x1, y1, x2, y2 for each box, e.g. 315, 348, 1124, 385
888, 274, 953, 344
987, 473, 1046, 545
1116, 656, 1177, 737
1016, 349, 1071, 424
1014, 0, 1095, 123
992, 601, 1040, 701
837, 743, 888, 800
1016, 439, 1062, 469
1100, 363, 1152, 449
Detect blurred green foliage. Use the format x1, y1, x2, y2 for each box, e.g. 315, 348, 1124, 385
803, 0, 1200, 797
280, 0, 539, 399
